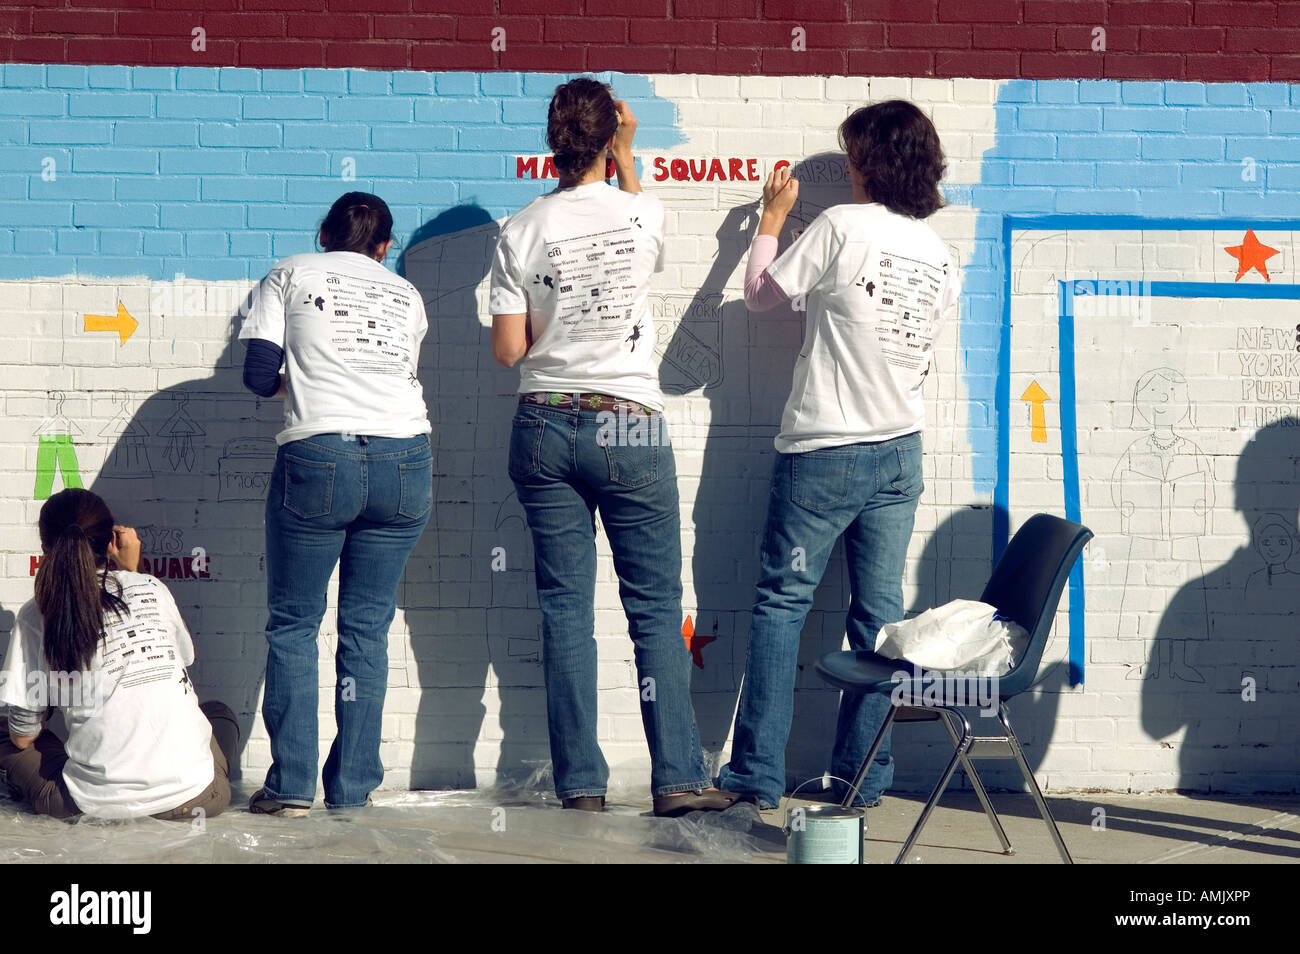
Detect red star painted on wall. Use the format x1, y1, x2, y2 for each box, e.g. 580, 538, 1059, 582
682, 615, 715, 669
1224, 229, 1279, 282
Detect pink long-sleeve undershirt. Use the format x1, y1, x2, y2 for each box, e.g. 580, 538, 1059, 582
743, 234, 790, 312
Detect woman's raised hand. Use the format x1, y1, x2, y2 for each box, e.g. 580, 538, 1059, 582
762, 166, 799, 216
612, 100, 637, 155
108, 525, 142, 572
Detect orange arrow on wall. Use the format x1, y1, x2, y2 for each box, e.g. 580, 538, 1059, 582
84, 303, 138, 345
1020, 380, 1051, 443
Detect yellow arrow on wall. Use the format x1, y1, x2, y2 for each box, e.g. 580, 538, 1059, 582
83, 303, 138, 345
1020, 380, 1051, 443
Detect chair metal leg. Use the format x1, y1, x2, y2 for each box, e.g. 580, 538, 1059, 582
1000, 704, 1073, 864
937, 709, 1014, 855
895, 718, 972, 864
839, 703, 897, 810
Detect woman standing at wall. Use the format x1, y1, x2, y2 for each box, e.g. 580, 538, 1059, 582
489, 78, 735, 815
240, 192, 432, 814
0, 488, 239, 820
718, 101, 961, 810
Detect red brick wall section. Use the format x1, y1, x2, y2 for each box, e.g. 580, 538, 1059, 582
1, 0, 1298, 81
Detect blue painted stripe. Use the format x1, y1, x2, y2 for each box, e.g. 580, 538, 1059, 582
1057, 281, 1085, 686
993, 215, 1012, 565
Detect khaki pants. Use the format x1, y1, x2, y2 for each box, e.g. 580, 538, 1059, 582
0, 700, 239, 821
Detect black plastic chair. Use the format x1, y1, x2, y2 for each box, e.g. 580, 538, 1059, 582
814, 513, 1092, 864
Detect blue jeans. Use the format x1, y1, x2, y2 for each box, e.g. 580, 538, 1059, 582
509, 402, 710, 799
260, 433, 431, 808
718, 433, 923, 809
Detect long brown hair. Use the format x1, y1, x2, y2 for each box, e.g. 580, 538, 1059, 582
34, 489, 128, 672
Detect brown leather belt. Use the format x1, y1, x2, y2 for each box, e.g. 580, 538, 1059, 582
520, 392, 657, 415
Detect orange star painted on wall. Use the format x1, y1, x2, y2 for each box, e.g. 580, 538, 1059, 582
1225, 229, 1279, 282
682, 615, 715, 669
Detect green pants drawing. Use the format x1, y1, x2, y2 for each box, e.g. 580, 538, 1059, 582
34, 435, 83, 500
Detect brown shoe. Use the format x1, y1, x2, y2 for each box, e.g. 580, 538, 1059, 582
562, 795, 605, 812
653, 788, 740, 818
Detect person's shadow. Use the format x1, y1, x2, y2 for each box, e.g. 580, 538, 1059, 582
87, 311, 282, 778
400, 206, 550, 791
1144, 417, 1300, 793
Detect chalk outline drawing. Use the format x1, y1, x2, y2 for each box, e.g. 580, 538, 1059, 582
1111, 367, 1213, 683
98, 390, 152, 479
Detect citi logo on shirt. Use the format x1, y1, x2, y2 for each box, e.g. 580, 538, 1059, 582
49, 884, 151, 934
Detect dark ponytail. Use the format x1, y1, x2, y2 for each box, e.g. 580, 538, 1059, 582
547, 77, 618, 179
34, 489, 128, 673
319, 191, 394, 259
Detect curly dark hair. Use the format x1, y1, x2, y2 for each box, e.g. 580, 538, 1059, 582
839, 100, 946, 219
547, 77, 618, 179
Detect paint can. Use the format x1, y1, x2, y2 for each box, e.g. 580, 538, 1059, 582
785, 804, 865, 864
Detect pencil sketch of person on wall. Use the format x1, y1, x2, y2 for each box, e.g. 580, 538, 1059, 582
1111, 367, 1214, 682
1245, 512, 1300, 606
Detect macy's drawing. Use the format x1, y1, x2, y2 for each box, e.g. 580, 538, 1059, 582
1111, 367, 1214, 683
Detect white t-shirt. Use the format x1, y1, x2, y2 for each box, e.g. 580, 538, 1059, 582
766, 202, 961, 454
0, 572, 216, 818
240, 250, 432, 445
489, 181, 668, 410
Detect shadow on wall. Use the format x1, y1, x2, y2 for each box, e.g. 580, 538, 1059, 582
1144, 417, 1300, 794
88, 316, 282, 775
402, 205, 553, 790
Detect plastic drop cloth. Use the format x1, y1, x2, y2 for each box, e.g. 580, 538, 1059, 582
0, 766, 789, 864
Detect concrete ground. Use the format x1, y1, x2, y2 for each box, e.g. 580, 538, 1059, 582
1, 782, 1296, 863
